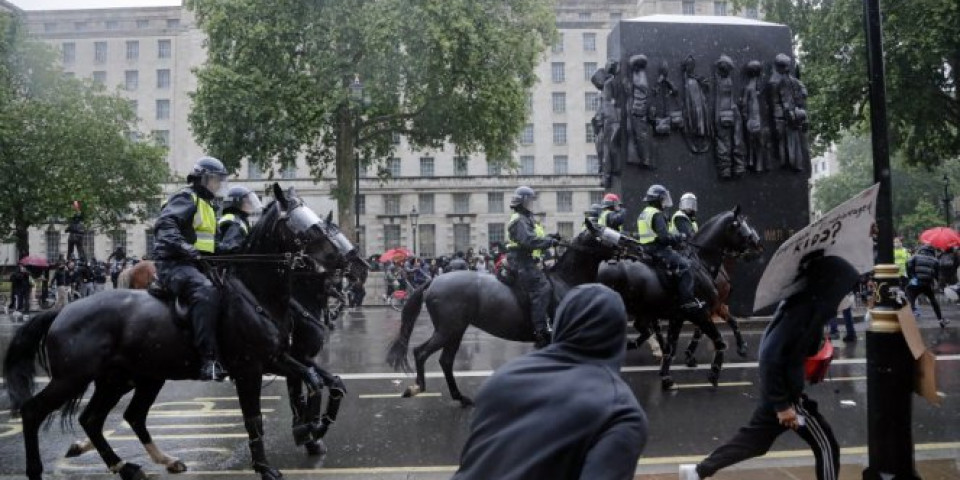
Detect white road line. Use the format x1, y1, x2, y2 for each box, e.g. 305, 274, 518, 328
359, 392, 442, 399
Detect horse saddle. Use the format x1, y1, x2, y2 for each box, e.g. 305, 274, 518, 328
146, 281, 194, 327
496, 266, 558, 327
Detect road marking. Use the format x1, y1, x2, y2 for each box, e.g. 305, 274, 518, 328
676, 381, 752, 389
824, 375, 867, 382
121, 422, 243, 430
358, 392, 442, 399
193, 396, 281, 401
3, 354, 958, 384
106, 433, 250, 441
147, 409, 274, 417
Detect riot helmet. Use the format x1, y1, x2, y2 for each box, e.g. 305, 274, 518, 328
510, 186, 538, 212
223, 186, 263, 215
187, 156, 229, 196
679, 193, 697, 214
601, 193, 621, 210
585, 203, 602, 223
644, 184, 673, 209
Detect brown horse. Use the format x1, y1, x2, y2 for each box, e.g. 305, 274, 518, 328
681, 259, 750, 368
116, 261, 156, 290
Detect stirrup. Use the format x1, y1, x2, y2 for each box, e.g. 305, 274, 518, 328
680, 299, 704, 311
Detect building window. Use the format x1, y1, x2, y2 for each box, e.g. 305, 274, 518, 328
584, 62, 597, 81
158, 39, 171, 59
61, 43, 75, 64
587, 155, 600, 174
585, 91, 600, 112
714, 1, 728, 15
383, 194, 401, 215
106, 20, 120, 30
82, 230, 96, 261
589, 191, 604, 205
155, 99, 170, 120
75, 21, 88, 31
145, 230, 156, 257
551, 62, 565, 83
553, 155, 569, 175
166, 18, 180, 28
488, 192, 504, 213
125, 70, 138, 91
582, 32, 597, 52
682, 0, 696, 15
488, 223, 505, 248
384, 224, 401, 249
453, 193, 470, 214
558, 221, 574, 239
94, 41, 107, 63
487, 161, 501, 176
552, 123, 567, 145
281, 163, 296, 179
585, 123, 596, 143
157, 69, 170, 89
152, 130, 170, 147
454, 224, 471, 254
746, 7, 759, 18
248, 162, 262, 179
357, 195, 365, 215
387, 157, 401, 177
137, 19, 149, 28
391, 131, 401, 145
357, 225, 366, 254
578, 11, 592, 20
557, 191, 573, 213
111, 230, 127, 253
419, 157, 435, 177
551, 92, 566, 113
520, 155, 535, 175
551, 33, 563, 53
521, 124, 534, 144
92, 71, 106, 86
123, 41, 138, 61
418, 193, 435, 214
45, 228, 61, 263
44, 23, 57, 33
419, 224, 436, 258
454, 156, 469, 176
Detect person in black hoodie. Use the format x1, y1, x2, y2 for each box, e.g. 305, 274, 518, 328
453, 284, 648, 480
680, 253, 859, 480
906, 244, 948, 327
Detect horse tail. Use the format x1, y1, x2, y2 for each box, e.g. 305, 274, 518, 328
386, 278, 432, 373
3, 309, 60, 413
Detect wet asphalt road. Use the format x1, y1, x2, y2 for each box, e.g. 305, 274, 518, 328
0, 304, 958, 479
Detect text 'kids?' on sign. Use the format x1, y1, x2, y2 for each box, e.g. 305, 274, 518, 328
754, 184, 880, 312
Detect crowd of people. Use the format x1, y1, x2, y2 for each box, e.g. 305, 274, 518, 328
376, 247, 503, 302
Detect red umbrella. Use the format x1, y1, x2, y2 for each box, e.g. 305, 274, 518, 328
379, 247, 413, 263
919, 227, 960, 250
19, 256, 49, 268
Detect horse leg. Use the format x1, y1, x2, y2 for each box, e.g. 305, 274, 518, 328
286, 375, 311, 446
236, 375, 282, 480
78, 380, 146, 480
659, 318, 683, 391
438, 333, 471, 407
403, 332, 445, 398
685, 327, 703, 368
122, 379, 187, 474
693, 314, 727, 388
725, 311, 748, 357
305, 368, 345, 449
20, 378, 89, 480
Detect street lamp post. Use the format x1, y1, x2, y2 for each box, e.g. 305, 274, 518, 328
943, 174, 951, 227
349, 74, 364, 245
410, 205, 419, 256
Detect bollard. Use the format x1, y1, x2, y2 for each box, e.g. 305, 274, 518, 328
862, 264, 919, 480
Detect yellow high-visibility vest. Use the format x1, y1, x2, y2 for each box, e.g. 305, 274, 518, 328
598, 209, 623, 231
669, 210, 699, 235
507, 212, 546, 259
894, 247, 909, 277
219, 213, 249, 236
636, 205, 661, 245
190, 193, 217, 253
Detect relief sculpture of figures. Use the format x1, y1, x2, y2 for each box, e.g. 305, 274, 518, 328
590, 63, 610, 180
767, 53, 809, 172
713, 55, 744, 179
652, 60, 683, 137
627, 54, 653, 168
600, 60, 624, 188
740, 60, 769, 172
680, 55, 712, 154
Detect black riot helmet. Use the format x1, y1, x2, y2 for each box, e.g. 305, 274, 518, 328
223, 186, 263, 215
510, 186, 538, 212
187, 156, 229, 195
644, 184, 673, 209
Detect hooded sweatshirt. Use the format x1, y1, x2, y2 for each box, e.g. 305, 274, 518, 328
453, 284, 648, 480
759, 255, 860, 411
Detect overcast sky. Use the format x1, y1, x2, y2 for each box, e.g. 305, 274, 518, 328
11, 0, 180, 10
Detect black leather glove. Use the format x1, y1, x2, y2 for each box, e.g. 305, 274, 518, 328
549, 232, 563, 241
180, 242, 200, 260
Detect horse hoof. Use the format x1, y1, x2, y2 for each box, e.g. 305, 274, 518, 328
305, 439, 327, 456
259, 467, 283, 480
292, 424, 312, 446
685, 355, 698, 368
118, 463, 147, 480
64, 442, 86, 458
166, 460, 188, 474
661, 378, 678, 391
737, 344, 749, 358
401, 385, 421, 398
707, 373, 720, 389
626, 339, 639, 350
457, 396, 474, 408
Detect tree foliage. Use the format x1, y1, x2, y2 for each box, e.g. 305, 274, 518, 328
0, 16, 169, 257
187, 0, 557, 242
733, 0, 958, 164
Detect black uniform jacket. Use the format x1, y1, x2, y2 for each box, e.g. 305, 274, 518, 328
153, 186, 213, 261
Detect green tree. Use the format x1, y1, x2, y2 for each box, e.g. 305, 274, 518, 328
733, 0, 959, 164
187, 0, 557, 242
899, 198, 944, 245
0, 17, 169, 258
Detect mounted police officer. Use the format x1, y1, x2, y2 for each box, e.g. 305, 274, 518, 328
507, 186, 560, 348
583, 203, 602, 231
217, 186, 263, 255
598, 193, 626, 231
153, 156, 229, 381
670, 192, 699, 239
636, 185, 701, 314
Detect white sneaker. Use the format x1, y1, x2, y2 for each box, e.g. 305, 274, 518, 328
679, 464, 702, 480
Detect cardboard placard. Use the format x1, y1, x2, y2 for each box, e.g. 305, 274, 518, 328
896, 307, 927, 360
915, 350, 940, 406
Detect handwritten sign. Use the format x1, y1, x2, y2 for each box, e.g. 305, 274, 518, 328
754, 184, 880, 312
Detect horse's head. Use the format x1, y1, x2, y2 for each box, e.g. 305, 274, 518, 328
570, 218, 623, 262
714, 205, 763, 258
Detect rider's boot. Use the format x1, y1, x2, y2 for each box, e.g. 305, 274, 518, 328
533, 328, 551, 349
192, 293, 225, 382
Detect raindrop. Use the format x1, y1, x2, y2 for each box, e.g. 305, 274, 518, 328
840, 399, 857, 407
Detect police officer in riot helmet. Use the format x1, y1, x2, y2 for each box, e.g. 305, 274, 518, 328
217, 186, 263, 255
153, 156, 229, 381
506, 186, 560, 348
598, 193, 626, 232
583, 203, 602, 230
670, 192, 699, 239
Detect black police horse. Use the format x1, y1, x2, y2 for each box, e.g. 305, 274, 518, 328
599, 206, 761, 390
4, 185, 357, 480
387, 222, 623, 406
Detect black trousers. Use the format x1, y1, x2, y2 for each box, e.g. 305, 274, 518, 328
158, 261, 222, 361
514, 260, 551, 332
649, 245, 695, 304
67, 234, 85, 260
906, 282, 943, 320
697, 396, 839, 480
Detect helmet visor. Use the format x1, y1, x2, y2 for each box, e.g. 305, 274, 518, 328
240, 192, 263, 215
661, 191, 673, 209
203, 173, 228, 195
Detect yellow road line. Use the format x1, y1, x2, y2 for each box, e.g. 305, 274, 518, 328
359, 392, 442, 399
106, 433, 250, 441
146, 409, 274, 417
123, 422, 243, 430
676, 381, 753, 389
824, 375, 867, 382
193, 396, 281, 401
